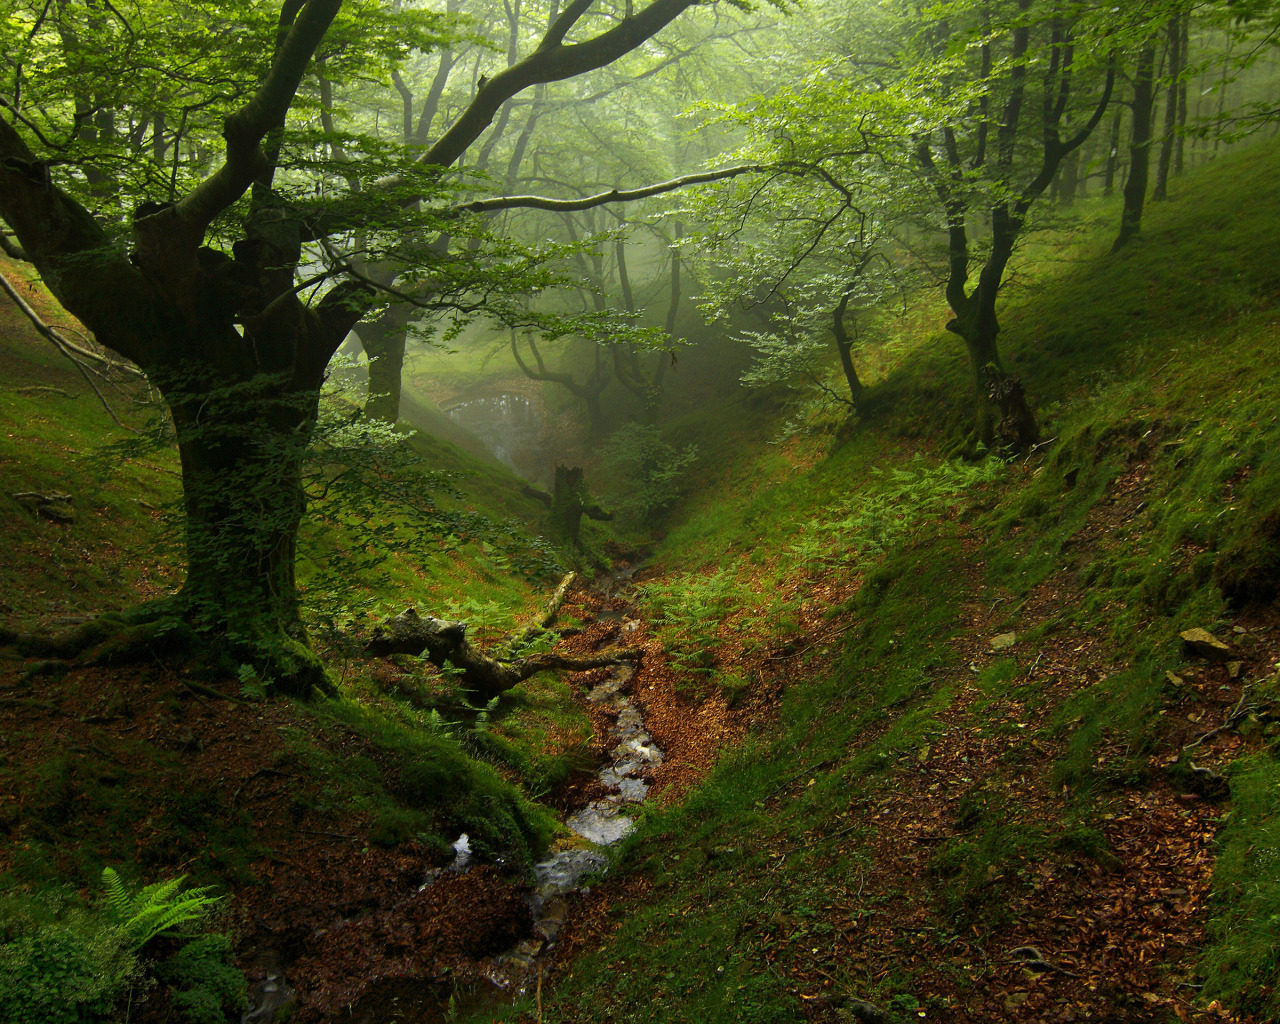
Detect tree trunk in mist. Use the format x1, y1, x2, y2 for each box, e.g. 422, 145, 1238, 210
1104, 106, 1123, 196
1174, 14, 1190, 176
1114, 42, 1158, 252
354, 305, 414, 424
548, 465, 612, 546
1154, 16, 1183, 201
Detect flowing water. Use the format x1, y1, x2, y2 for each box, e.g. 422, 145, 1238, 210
290, 610, 660, 1024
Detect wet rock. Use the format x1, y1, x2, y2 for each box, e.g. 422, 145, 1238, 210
241, 973, 296, 1024
566, 803, 634, 845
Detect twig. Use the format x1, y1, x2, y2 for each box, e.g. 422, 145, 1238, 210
1022, 436, 1059, 465
1182, 683, 1264, 753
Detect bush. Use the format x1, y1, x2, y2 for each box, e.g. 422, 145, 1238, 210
0, 889, 138, 1024
600, 423, 698, 524
0, 868, 232, 1024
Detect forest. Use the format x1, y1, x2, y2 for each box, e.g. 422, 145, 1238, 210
3, 0, 1280, 1021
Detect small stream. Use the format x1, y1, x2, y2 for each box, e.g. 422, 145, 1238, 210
497, 654, 663, 973
273, 603, 660, 1024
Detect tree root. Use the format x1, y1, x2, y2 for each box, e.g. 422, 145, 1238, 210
366, 606, 641, 701
0, 599, 336, 700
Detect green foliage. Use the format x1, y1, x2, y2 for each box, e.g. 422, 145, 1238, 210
0, 870, 231, 1024
801, 457, 1002, 568
640, 569, 739, 677
294, 696, 556, 867
600, 423, 699, 527
158, 933, 249, 1024
0, 889, 137, 1024
99, 866, 221, 950
1201, 745, 1280, 1017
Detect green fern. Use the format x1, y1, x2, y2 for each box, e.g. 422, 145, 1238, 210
100, 867, 221, 950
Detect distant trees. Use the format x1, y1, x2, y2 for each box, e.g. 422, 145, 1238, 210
696, 0, 1127, 446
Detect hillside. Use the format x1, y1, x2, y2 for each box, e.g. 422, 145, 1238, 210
470, 142, 1280, 1023
2, 142, 1280, 1024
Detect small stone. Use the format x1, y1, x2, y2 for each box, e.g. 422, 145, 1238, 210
1180, 628, 1232, 662
838, 999, 893, 1024
991, 632, 1017, 651
1003, 991, 1029, 1011
1227, 661, 1244, 679
1165, 671, 1184, 685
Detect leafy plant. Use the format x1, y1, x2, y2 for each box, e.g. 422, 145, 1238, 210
601, 423, 699, 525
100, 866, 222, 950
0, 870, 228, 1024
641, 569, 740, 676
158, 933, 249, 1024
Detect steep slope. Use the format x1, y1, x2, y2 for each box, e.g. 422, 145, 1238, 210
492, 142, 1280, 1024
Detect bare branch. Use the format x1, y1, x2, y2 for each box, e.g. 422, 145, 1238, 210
459, 163, 766, 214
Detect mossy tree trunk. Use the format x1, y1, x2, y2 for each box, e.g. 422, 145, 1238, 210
1113, 40, 1157, 251
354, 305, 413, 424
529, 465, 612, 547
163, 363, 334, 694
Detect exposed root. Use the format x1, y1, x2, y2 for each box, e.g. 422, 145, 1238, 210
0, 600, 336, 700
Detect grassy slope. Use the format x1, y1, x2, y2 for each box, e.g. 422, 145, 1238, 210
471, 143, 1280, 1023
0, 266, 592, 890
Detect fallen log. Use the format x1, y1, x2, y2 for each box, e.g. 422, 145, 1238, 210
365, 607, 641, 700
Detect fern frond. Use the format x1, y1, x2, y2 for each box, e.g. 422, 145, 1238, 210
99, 868, 221, 949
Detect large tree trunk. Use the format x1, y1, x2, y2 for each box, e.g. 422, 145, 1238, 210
354, 306, 413, 424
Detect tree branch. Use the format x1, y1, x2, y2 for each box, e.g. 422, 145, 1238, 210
173, 0, 344, 239
458, 163, 765, 214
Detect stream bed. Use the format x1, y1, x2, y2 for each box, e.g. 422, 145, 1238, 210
491, 654, 663, 979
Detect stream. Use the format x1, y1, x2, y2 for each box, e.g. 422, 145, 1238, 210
486, 650, 663, 984
272, 596, 660, 1024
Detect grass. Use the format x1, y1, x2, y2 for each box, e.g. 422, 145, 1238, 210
448, 141, 1280, 1022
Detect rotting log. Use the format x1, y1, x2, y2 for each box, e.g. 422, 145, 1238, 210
508, 571, 576, 646
365, 607, 641, 700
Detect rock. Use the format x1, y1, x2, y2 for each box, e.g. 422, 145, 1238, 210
1179, 628, 1232, 662
1165, 671, 1185, 685
991, 632, 1017, 651
836, 999, 893, 1024
1003, 991, 1030, 1011
1227, 661, 1244, 679
242, 974, 296, 1024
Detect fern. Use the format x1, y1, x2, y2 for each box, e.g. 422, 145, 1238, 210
100, 867, 222, 950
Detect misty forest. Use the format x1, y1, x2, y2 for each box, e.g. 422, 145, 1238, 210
5, 0, 1280, 1021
